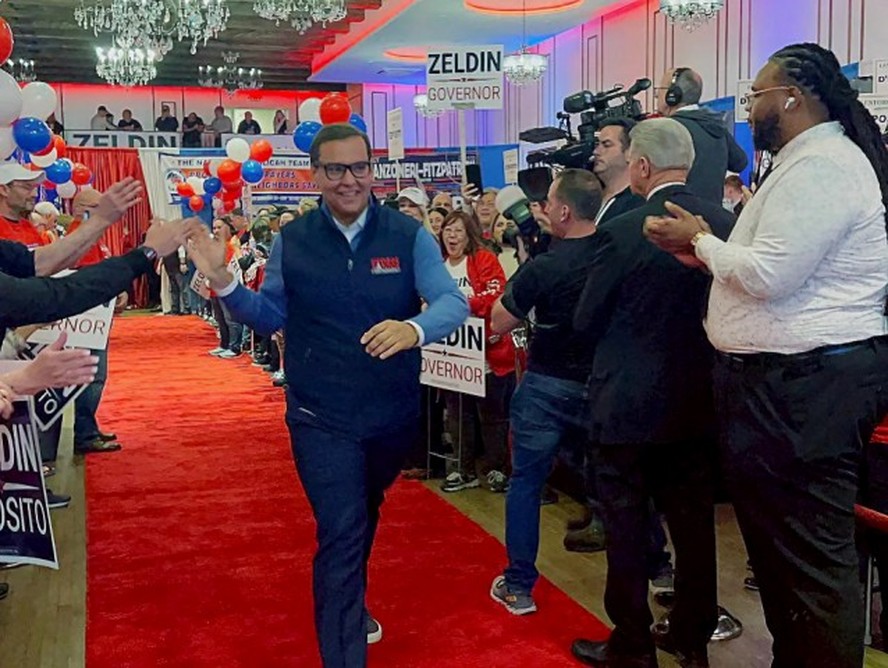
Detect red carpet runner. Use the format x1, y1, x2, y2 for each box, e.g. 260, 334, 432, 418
86, 316, 609, 667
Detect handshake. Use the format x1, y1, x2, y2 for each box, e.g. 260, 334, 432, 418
143, 219, 231, 290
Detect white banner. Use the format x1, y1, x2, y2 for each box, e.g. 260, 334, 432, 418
27, 271, 115, 351
860, 94, 888, 133
387, 108, 404, 161
426, 45, 504, 111
735, 79, 754, 122
503, 148, 519, 184
421, 317, 486, 397
875, 60, 888, 94
66, 131, 179, 149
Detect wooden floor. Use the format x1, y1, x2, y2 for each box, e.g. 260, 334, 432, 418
2, 413, 888, 667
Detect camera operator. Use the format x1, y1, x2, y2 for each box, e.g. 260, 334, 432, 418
485, 169, 605, 617
569, 117, 736, 668
592, 118, 645, 224
657, 67, 748, 204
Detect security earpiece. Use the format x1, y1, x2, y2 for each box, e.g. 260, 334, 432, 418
784, 97, 797, 110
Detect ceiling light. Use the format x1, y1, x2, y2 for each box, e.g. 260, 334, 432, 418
504, 0, 548, 86
95, 45, 157, 87
659, 0, 725, 31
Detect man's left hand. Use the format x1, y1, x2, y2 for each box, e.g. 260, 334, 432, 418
361, 320, 419, 360
644, 201, 711, 254
91, 177, 144, 226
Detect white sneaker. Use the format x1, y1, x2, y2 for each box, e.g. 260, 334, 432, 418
367, 617, 382, 644
217, 350, 241, 359
440, 472, 480, 493
208, 347, 226, 356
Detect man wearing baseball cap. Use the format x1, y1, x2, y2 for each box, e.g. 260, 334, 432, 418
0, 162, 48, 248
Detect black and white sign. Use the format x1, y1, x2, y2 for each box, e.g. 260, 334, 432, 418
426, 45, 504, 112
387, 108, 405, 161
28, 273, 115, 350
876, 60, 888, 95
421, 317, 486, 397
15, 344, 88, 432
735, 79, 754, 122
67, 131, 180, 149
860, 94, 888, 133
0, 399, 58, 569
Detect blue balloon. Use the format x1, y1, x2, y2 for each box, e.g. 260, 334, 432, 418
349, 114, 367, 133
293, 121, 322, 153
241, 159, 264, 184
12, 117, 52, 154
204, 176, 222, 195
44, 159, 72, 185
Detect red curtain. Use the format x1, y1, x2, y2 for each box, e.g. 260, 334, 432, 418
65, 148, 153, 307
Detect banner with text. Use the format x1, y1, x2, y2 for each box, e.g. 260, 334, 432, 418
860, 94, 888, 133
373, 150, 478, 194
67, 130, 179, 149
28, 271, 115, 350
0, 400, 58, 569
421, 317, 486, 397
426, 45, 504, 111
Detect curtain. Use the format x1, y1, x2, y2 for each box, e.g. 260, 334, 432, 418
137, 147, 182, 223
65, 148, 153, 307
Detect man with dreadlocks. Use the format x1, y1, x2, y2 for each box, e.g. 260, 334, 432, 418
645, 43, 888, 667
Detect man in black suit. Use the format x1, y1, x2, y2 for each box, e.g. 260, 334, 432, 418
592, 118, 646, 225
570, 118, 735, 668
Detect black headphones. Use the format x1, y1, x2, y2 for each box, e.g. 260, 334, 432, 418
665, 67, 688, 107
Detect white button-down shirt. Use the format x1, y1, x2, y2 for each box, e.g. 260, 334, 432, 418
695, 121, 888, 354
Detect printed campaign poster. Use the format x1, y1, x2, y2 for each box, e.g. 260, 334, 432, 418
27, 271, 115, 351
14, 343, 87, 432
0, 399, 59, 569
421, 317, 486, 398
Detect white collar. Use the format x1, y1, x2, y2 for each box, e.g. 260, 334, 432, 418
331, 207, 369, 233
646, 182, 687, 200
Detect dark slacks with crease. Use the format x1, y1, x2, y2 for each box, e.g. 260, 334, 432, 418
715, 337, 888, 668
287, 417, 416, 668
595, 440, 718, 658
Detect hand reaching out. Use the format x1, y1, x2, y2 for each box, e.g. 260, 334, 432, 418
3, 333, 98, 396
92, 177, 144, 225
143, 218, 187, 257
0, 381, 13, 419
184, 219, 231, 289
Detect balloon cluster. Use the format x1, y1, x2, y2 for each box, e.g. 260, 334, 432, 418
293, 93, 367, 153
177, 138, 275, 214
0, 19, 90, 200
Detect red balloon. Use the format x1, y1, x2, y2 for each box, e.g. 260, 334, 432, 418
222, 199, 236, 213
222, 179, 242, 192
0, 19, 14, 64
176, 182, 195, 197
189, 195, 205, 212
71, 163, 92, 186
250, 139, 274, 163
51, 135, 66, 158
319, 94, 352, 125
217, 159, 242, 184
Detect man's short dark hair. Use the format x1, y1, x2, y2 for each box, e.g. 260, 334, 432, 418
599, 118, 638, 151
675, 68, 703, 105
724, 175, 744, 190
553, 169, 603, 222
98, 106, 107, 112
309, 124, 373, 165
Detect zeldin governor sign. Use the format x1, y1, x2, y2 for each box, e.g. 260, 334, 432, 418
426, 45, 504, 112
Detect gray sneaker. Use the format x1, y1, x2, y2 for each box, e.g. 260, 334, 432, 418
367, 616, 382, 644
441, 472, 480, 493
490, 576, 537, 616
486, 470, 509, 493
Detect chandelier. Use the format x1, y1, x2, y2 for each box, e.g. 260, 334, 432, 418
659, 0, 725, 31
4, 58, 36, 83
252, 0, 347, 31
504, 0, 547, 86
413, 94, 445, 119
199, 51, 263, 94
75, 0, 230, 56
95, 45, 157, 86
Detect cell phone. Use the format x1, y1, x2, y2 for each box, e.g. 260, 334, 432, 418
465, 164, 483, 194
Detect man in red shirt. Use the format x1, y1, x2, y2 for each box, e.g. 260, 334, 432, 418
0, 165, 49, 249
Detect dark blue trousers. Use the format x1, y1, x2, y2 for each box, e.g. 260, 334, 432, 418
287, 416, 416, 668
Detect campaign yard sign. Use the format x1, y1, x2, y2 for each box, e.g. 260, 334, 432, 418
0, 399, 58, 569
421, 317, 486, 398
15, 343, 88, 432
426, 45, 504, 112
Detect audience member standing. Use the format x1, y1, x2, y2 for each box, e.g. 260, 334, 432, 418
646, 43, 888, 668
237, 111, 261, 135
209, 105, 233, 147
117, 109, 143, 132
274, 109, 289, 134
154, 105, 179, 132
182, 112, 205, 148
90, 106, 116, 131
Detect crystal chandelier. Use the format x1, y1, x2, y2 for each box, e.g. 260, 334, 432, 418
504, 0, 547, 86
413, 94, 445, 119
176, 0, 230, 55
198, 51, 263, 95
252, 0, 347, 31
659, 0, 725, 31
96, 45, 157, 86
3, 58, 36, 83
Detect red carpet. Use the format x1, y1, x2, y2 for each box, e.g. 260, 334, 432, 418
86, 316, 609, 667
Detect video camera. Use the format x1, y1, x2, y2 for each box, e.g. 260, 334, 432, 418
519, 77, 652, 169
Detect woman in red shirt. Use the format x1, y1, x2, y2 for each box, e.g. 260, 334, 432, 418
438, 210, 515, 493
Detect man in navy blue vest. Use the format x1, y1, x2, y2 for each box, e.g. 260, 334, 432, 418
186, 124, 468, 667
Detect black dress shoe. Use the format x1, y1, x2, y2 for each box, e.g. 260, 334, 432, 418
99, 432, 117, 442
571, 639, 657, 668
651, 623, 710, 667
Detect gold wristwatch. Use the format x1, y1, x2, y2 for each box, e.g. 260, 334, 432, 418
690, 230, 709, 247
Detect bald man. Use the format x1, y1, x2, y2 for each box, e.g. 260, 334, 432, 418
655, 67, 748, 203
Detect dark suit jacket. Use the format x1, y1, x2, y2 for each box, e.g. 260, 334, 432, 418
573, 185, 735, 445
599, 187, 645, 225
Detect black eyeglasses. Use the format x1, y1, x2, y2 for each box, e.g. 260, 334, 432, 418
313, 161, 372, 180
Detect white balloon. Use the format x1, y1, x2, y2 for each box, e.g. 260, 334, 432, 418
226, 137, 251, 163
20, 82, 58, 121
0, 71, 23, 126
299, 98, 322, 124
208, 159, 222, 177
186, 175, 205, 196
30, 147, 57, 168
57, 181, 77, 199
0, 126, 15, 161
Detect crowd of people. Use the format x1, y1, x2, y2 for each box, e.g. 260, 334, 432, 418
0, 40, 886, 668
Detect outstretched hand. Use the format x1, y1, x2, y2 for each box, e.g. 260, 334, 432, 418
4, 332, 98, 396
92, 177, 144, 225
185, 219, 230, 289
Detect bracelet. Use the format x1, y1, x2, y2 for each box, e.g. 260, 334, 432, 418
690, 230, 709, 247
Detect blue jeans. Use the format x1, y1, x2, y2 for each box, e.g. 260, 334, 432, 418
504, 372, 593, 593
74, 346, 108, 446
287, 410, 417, 668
